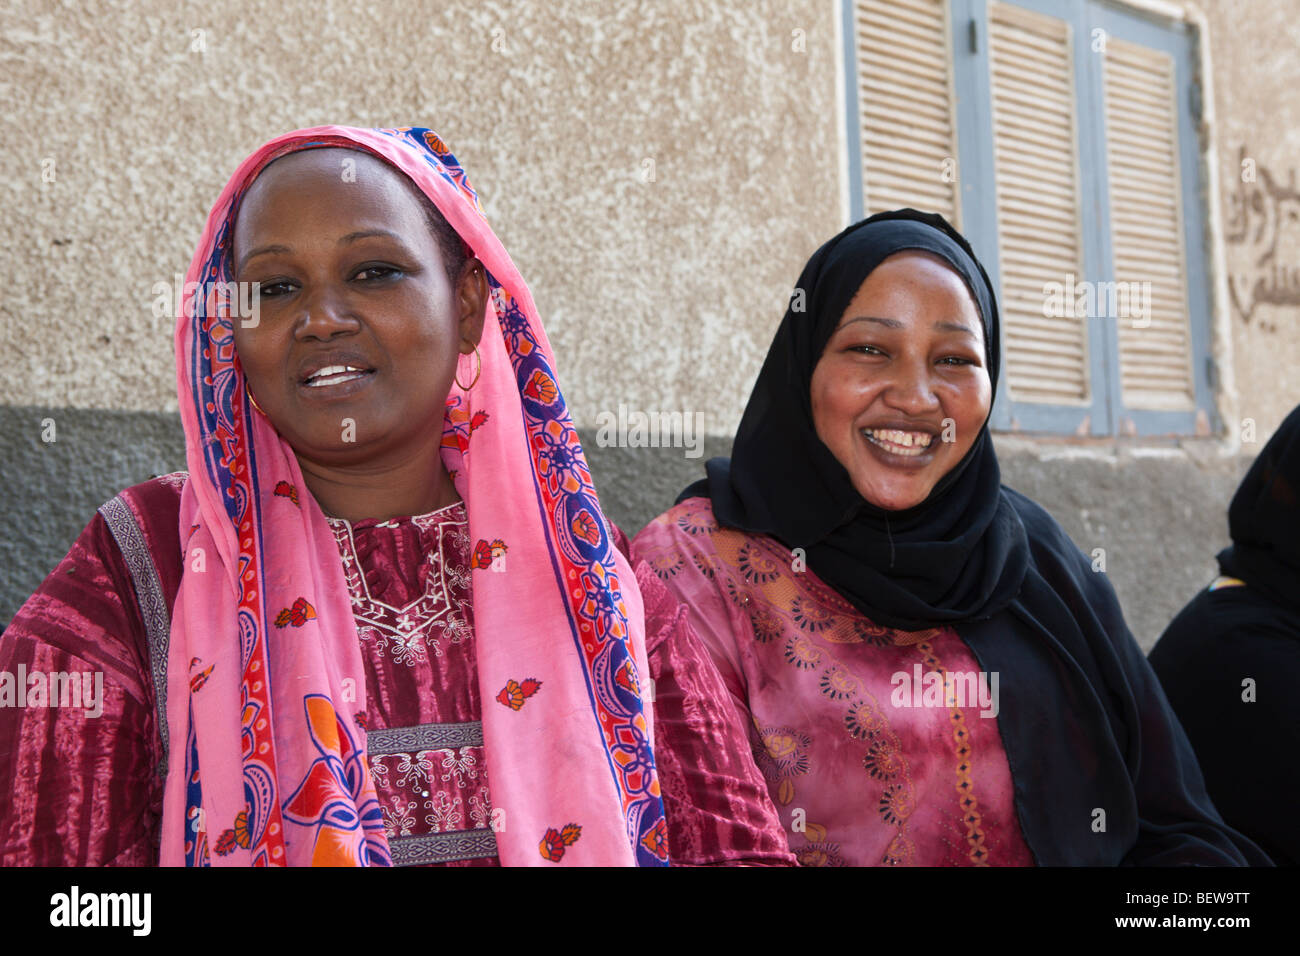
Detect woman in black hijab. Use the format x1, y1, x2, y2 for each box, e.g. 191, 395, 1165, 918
633, 209, 1266, 865
1149, 404, 1300, 865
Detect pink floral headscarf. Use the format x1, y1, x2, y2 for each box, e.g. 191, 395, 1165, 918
165, 126, 668, 866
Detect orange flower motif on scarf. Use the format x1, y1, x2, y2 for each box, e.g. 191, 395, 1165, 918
471, 539, 508, 570
522, 368, 558, 405
640, 817, 670, 861
274, 597, 317, 628
539, 823, 582, 862
214, 809, 251, 856
570, 509, 602, 547
497, 677, 542, 711
273, 480, 300, 506
423, 130, 450, 154
442, 403, 490, 454
189, 657, 215, 693
283, 695, 388, 866
613, 658, 639, 697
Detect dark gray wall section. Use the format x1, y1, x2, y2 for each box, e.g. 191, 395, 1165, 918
0, 407, 1250, 651
0, 407, 188, 632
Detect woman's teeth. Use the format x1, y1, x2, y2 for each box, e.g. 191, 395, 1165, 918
305, 366, 368, 387
862, 428, 933, 457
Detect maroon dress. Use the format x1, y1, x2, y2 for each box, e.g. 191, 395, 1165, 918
0, 474, 793, 866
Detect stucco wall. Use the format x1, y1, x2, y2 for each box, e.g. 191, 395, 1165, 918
1201, 0, 1300, 439
0, 0, 841, 429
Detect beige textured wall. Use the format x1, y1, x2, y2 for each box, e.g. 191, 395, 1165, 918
0, 0, 842, 431
1201, 0, 1300, 438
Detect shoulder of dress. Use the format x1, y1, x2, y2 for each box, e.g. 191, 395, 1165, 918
116, 471, 188, 503
102, 472, 188, 544
634, 496, 739, 547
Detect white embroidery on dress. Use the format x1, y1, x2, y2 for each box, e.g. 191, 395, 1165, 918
467, 786, 492, 829
424, 790, 464, 832
448, 522, 471, 555
395, 751, 434, 789
383, 794, 418, 838
155, 471, 189, 492
387, 630, 428, 666
437, 747, 480, 788
328, 506, 473, 666
444, 560, 471, 595
443, 610, 472, 646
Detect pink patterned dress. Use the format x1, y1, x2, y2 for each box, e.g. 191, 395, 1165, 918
633, 497, 1036, 866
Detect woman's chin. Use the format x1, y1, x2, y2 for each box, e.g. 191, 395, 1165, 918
280, 426, 382, 463
853, 477, 933, 512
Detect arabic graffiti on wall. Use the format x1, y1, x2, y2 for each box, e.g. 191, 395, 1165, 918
1226, 146, 1300, 332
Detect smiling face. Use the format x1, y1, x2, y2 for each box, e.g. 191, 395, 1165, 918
230, 147, 485, 469
810, 250, 992, 511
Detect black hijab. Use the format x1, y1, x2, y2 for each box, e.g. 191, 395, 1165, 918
1217, 404, 1300, 612
678, 208, 1266, 864
682, 209, 1029, 630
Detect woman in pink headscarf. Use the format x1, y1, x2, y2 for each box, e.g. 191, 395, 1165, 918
0, 126, 791, 866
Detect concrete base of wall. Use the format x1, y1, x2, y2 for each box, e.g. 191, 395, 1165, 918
0, 407, 188, 632
1, 408, 1250, 651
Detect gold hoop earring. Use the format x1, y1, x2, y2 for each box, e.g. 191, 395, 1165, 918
247, 387, 268, 417
455, 346, 482, 390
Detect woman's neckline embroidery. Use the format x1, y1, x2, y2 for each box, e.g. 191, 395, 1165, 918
325, 498, 467, 530
328, 501, 473, 661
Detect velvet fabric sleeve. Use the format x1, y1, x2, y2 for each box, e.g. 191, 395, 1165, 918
627, 513, 751, 711
0, 506, 164, 866
634, 560, 795, 866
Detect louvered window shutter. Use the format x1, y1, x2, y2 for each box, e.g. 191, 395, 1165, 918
1103, 37, 1196, 410
987, 1, 1090, 406
855, 0, 960, 225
